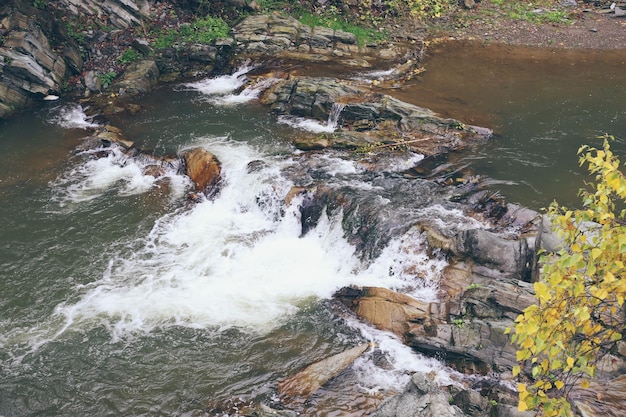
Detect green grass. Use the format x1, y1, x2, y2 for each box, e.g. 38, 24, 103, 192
486, 0, 571, 24
297, 9, 386, 46
117, 47, 140, 64
152, 15, 230, 49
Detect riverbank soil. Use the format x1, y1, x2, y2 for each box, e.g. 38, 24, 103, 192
430, 0, 626, 49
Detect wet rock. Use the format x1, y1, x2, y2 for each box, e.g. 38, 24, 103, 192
180, 148, 222, 196
259, 76, 492, 157
335, 287, 444, 338
278, 343, 369, 402
372, 372, 466, 417
451, 229, 532, 280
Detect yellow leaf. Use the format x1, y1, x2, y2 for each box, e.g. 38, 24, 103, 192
581, 379, 590, 389
567, 357, 575, 369
534, 281, 551, 303
591, 248, 602, 259
518, 400, 529, 412
555, 380, 565, 390
518, 383, 527, 393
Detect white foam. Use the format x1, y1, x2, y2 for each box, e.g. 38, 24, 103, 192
348, 317, 461, 393
183, 66, 252, 96
49, 104, 99, 129
359, 226, 446, 303
51, 146, 189, 204
277, 103, 344, 134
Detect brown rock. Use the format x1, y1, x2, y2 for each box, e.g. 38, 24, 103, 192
278, 343, 369, 402
181, 148, 222, 195
335, 287, 444, 338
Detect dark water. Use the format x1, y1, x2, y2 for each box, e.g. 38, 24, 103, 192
1, 42, 625, 416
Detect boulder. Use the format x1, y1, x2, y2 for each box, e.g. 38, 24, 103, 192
335, 287, 444, 338
181, 148, 222, 196
112, 59, 159, 94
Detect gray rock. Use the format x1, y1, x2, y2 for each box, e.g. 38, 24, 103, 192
112, 59, 159, 94
451, 229, 532, 279
84, 70, 102, 92
372, 372, 466, 417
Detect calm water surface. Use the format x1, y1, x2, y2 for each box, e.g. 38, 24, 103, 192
397, 41, 626, 208
1, 42, 625, 416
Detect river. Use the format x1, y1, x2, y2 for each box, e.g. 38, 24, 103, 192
0, 41, 625, 416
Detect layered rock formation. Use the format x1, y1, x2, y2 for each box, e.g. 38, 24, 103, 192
0, 2, 69, 117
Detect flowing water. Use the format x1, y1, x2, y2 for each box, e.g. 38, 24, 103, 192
1, 42, 625, 416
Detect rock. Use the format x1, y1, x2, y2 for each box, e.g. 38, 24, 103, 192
181, 148, 222, 196
233, 14, 416, 67
278, 343, 369, 402
464, 0, 476, 9
614, 6, 625, 16
371, 372, 466, 417
0, 8, 68, 118
84, 70, 102, 92
259, 76, 492, 157
56, 0, 151, 29
451, 229, 532, 280
111, 59, 159, 94
335, 287, 444, 338
570, 375, 626, 417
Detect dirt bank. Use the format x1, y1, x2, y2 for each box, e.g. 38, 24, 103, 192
431, 0, 626, 49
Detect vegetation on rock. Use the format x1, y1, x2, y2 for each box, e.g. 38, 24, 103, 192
510, 135, 626, 416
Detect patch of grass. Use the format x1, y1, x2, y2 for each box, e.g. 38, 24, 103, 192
152, 15, 229, 49
483, 0, 571, 24
117, 47, 140, 64
298, 7, 387, 46
256, 0, 290, 13
96, 71, 117, 86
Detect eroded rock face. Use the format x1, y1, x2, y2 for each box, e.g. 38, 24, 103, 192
56, 0, 151, 29
0, 6, 68, 118
233, 14, 415, 68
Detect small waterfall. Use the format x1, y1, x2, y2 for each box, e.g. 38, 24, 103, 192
49, 104, 99, 129
327, 102, 345, 130
277, 102, 345, 134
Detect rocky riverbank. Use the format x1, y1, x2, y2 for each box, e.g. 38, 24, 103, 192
2, 1, 625, 416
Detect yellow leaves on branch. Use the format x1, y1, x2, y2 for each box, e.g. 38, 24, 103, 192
512, 135, 626, 416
